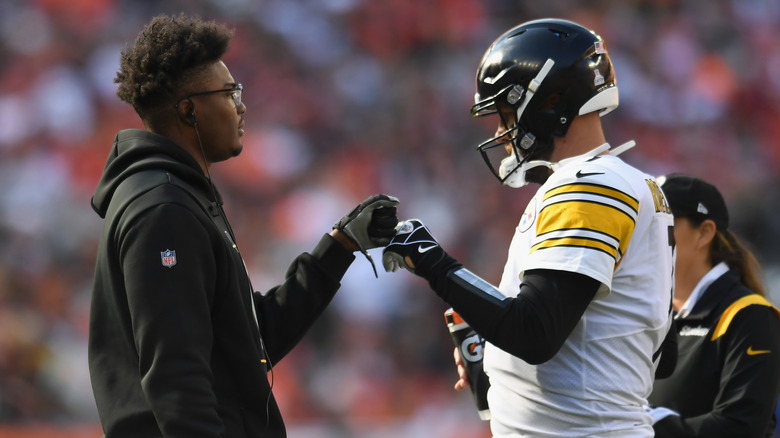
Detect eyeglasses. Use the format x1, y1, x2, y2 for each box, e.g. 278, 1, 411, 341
176, 83, 243, 109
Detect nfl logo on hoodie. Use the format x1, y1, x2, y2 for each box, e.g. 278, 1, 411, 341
161, 249, 177, 268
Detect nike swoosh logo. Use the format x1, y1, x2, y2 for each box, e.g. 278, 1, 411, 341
576, 170, 605, 178
747, 346, 771, 356
418, 244, 438, 253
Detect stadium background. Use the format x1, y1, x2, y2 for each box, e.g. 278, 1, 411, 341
1, 0, 779, 437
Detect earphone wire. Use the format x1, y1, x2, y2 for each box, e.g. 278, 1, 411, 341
192, 118, 275, 433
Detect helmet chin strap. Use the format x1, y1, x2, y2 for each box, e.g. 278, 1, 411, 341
499, 140, 636, 188
499, 156, 552, 188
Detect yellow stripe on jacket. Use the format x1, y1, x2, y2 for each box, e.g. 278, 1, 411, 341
711, 294, 780, 341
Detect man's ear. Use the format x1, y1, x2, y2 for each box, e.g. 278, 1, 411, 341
177, 99, 196, 126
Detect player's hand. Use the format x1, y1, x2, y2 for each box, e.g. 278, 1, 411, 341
333, 194, 400, 252
453, 347, 470, 391
382, 219, 446, 277
644, 405, 680, 425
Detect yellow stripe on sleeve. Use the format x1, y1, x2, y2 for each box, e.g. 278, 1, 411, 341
543, 183, 639, 213
535, 200, 635, 258
531, 236, 618, 258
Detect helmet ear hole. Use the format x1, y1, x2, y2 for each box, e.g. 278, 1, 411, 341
540, 93, 561, 111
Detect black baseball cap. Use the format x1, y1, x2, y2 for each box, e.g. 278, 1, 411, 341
658, 174, 729, 231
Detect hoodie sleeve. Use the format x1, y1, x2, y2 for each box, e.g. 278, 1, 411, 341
256, 233, 355, 364
119, 202, 223, 438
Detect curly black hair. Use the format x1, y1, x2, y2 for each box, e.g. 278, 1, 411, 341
115, 14, 234, 123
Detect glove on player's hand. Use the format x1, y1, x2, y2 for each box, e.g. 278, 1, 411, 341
334, 194, 399, 276
382, 219, 447, 278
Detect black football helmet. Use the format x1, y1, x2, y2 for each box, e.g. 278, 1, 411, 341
471, 19, 619, 187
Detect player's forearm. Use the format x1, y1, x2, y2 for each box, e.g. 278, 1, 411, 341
433, 268, 598, 364
383, 221, 600, 364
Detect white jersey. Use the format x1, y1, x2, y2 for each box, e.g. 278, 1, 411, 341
483, 145, 675, 437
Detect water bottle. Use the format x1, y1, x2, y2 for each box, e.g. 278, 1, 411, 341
444, 308, 490, 420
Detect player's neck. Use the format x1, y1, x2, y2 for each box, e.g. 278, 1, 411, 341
551, 113, 606, 162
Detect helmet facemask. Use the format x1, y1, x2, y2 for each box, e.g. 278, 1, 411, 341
472, 59, 557, 188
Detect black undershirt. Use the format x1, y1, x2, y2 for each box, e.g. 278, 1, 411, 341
431, 265, 599, 365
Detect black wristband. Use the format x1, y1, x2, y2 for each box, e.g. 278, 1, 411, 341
414, 247, 461, 289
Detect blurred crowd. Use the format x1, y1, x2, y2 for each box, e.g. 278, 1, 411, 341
1, 0, 779, 437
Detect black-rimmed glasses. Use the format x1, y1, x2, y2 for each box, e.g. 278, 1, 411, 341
176, 83, 243, 109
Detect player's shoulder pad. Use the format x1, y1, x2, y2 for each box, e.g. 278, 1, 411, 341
545, 155, 645, 211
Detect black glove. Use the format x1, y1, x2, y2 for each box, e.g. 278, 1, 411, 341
334, 194, 400, 276
366, 201, 400, 247
382, 219, 451, 278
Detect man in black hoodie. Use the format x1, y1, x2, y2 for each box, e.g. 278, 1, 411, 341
89, 14, 398, 438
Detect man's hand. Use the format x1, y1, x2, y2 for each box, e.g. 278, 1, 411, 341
453, 347, 470, 391
382, 219, 446, 277
333, 194, 399, 277
333, 194, 399, 251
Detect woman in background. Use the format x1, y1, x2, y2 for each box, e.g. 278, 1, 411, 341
648, 174, 780, 437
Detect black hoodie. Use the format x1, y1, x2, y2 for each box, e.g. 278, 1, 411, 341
89, 129, 355, 437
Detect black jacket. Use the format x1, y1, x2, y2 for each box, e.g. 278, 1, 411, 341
649, 270, 780, 437
89, 129, 355, 437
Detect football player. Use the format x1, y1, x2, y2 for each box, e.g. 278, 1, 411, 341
383, 19, 675, 437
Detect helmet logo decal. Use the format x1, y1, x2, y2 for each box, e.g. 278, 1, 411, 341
483, 67, 510, 85
593, 69, 605, 86
594, 41, 606, 54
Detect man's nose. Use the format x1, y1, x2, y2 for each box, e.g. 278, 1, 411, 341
494, 127, 510, 142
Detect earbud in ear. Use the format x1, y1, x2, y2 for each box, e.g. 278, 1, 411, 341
187, 109, 197, 126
